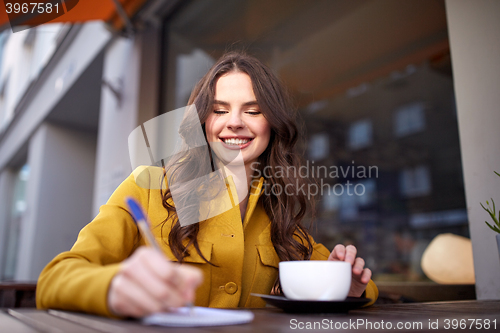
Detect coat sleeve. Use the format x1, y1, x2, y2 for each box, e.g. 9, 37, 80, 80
36, 167, 154, 317
308, 236, 379, 306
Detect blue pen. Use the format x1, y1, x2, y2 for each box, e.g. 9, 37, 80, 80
125, 197, 195, 315
126, 197, 162, 253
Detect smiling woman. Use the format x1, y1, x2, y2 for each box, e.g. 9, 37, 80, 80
36, 52, 378, 318
163, 0, 468, 286
206, 72, 271, 174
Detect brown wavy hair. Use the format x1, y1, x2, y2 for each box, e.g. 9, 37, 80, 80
160, 52, 315, 269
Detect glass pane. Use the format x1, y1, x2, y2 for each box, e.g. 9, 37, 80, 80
162, 0, 466, 282
2, 164, 29, 280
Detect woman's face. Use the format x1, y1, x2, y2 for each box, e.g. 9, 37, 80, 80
205, 72, 271, 166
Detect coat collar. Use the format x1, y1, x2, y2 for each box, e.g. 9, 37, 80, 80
243, 177, 265, 228
223, 175, 266, 227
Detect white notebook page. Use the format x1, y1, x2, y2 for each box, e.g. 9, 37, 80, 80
142, 307, 254, 327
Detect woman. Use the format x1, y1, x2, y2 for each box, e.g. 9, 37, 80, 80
36, 52, 378, 317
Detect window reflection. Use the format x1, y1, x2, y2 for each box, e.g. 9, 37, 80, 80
348, 119, 373, 150
400, 165, 431, 197
394, 102, 426, 137
2, 164, 29, 280
308, 133, 329, 161
162, 0, 467, 282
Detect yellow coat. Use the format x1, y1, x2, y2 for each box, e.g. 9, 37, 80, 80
36, 166, 378, 317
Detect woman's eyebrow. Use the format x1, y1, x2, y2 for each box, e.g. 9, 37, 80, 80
213, 100, 259, 107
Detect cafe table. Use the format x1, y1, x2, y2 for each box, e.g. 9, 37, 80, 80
2, 300, 500, 332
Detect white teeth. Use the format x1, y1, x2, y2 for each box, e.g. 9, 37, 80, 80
223, 138, 250, 145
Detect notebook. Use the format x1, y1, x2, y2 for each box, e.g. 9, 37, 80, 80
142, 307, 254, 327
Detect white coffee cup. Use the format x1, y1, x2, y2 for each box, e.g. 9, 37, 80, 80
279, 261, 351, 301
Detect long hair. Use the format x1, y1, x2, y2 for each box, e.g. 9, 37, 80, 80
160, 52, 315, 269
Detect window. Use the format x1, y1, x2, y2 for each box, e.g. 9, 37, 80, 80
348, 120, 372, 150
308, 133, 329, 160
394, 102, 426, 137
163, 0, 466, 282
1, 164, 29, 280
400, 165, 432, 197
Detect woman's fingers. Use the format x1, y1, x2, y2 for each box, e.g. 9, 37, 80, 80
141, 249, 203, 300
176, 265, 204, 301
122, 251, 178, 306
108, 247, 203, 317
328, 244, 371, 297
360, 268, 372, 284
126, 249, 188, 307
328, 244, 357, 265
352, 257, 365, 275
110, 272, 165, 316
352, 257, 371, 284
344, 245, 357, 265
328, 244, 345, 261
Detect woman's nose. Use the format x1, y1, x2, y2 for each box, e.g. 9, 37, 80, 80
226, 112, 245, 130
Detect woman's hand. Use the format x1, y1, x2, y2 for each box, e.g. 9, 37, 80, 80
108, 246, 203, 317
328, 244, 371, 297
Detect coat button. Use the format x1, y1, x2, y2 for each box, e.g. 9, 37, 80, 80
224, 282, 238, 294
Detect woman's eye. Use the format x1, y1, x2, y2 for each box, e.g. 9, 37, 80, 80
214, 110, 228, 114
247, 111, 261, 115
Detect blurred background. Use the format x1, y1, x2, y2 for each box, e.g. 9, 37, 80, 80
0, 0, 498, 302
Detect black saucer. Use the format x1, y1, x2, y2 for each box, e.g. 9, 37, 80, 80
251, 294, 371, 313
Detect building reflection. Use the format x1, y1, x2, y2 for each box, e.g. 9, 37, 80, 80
164, 0, 467, 281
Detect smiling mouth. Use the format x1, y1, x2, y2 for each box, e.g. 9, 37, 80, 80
220, 137, 253, 146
